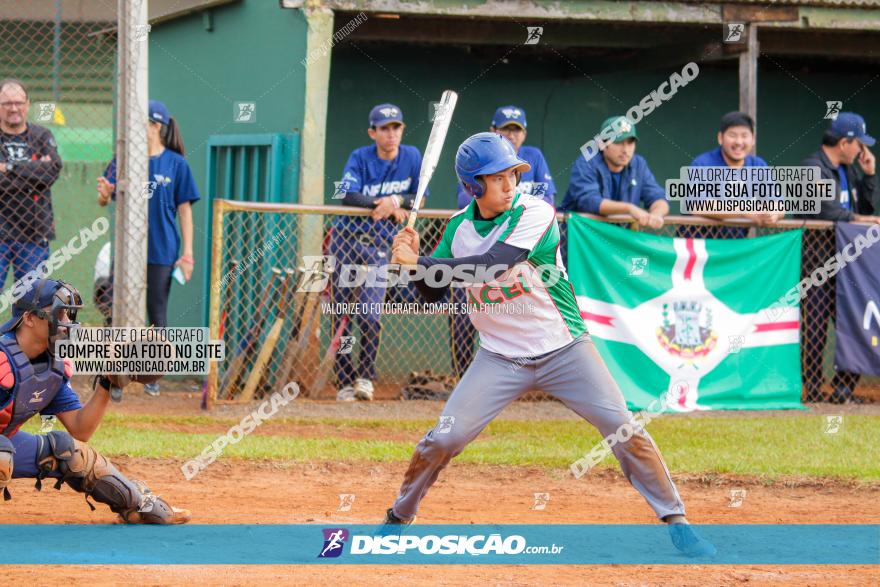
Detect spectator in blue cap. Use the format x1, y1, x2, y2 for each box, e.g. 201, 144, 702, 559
329, 103, 426, 402
95, 99, 200, 397
456, 105, 556, 209
796, 111, 878, 404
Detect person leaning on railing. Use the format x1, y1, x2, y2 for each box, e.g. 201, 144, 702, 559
794, 112, 879, 404
328, 103, 426, 403
558, 116, 669, 229
678, 111, 781, 240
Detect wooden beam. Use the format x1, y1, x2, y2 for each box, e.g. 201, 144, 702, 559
339, 10, 880, 60
722, 5, 798, 24
345, 15, 713, 49
760, 29, 880, 60
285, 0, 721, 24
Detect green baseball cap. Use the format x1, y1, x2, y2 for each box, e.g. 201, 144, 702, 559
599, 115, 638, 143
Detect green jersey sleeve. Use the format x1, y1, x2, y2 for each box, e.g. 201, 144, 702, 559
499, 200, 558, 260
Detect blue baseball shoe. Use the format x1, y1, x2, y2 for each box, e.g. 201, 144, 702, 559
668, 523, 717, 558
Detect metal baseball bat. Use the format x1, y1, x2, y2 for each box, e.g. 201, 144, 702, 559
407, 90, 458, 229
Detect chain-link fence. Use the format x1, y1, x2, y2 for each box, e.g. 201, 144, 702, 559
206, 200, 878, 406
0, 4, 117, 326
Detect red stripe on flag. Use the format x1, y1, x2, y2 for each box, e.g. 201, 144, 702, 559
580, 311, 614, 326
683, 238, 697, 280
754, 321, 799, 332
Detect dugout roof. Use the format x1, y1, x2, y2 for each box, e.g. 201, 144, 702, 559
282, 0, 880, 60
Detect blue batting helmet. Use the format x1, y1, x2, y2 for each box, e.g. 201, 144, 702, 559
455, 132, 531, 198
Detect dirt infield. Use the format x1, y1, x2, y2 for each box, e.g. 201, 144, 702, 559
3, 457, 878, 586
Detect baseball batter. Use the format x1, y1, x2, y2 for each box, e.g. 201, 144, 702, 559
385, 133, 714, 557
0, 278, 189, 524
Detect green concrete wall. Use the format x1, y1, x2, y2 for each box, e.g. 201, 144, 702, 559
326, 43, 880, 210
148, 0, 309, 327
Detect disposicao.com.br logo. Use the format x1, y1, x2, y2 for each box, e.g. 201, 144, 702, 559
318, 528, 564, 557
318, 528, 349, 558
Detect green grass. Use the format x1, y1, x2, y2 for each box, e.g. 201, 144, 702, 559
23, 413, 880, 482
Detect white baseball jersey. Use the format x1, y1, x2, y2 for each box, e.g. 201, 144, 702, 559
431, 194, 586, 358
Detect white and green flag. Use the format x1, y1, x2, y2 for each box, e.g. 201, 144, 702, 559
567, 216, 803, 411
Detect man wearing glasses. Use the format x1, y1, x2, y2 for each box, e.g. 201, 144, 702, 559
0, 79, 63, 290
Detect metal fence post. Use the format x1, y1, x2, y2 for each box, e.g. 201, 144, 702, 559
112, 0, 149, 328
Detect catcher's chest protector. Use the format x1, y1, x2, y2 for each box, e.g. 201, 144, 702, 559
0, 334, 67, 437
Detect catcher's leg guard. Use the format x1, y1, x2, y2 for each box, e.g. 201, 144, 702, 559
0, 435, 13, 501
35, 431, 190, 524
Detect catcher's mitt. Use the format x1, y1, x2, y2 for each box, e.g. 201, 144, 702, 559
400, 370, 456, 401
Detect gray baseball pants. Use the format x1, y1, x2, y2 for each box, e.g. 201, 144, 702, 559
391, 334, 686, 521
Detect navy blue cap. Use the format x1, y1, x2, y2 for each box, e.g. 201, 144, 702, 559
149, 100, 170, 125
0, 279, 82, 334
369, 103, 403, 127
491, 105, 527, 130
829, 112, 875, 147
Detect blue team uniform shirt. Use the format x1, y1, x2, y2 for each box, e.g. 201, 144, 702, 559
334, 144, 424, 241
558, 153, 666, 213
691, 146, 768, 168
456, 145, 556, 208
687, 147, 769, 239
40, 379, 82, 415
103, 149, 201, 266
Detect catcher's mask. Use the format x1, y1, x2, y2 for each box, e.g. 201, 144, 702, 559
2, 279, 83, 351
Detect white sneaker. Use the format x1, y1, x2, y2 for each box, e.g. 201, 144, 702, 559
336, 385, 356, 402
353, 378, 374, 401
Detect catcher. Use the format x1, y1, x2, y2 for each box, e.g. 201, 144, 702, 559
0, 278, 189, 524
386, 133, 714, 557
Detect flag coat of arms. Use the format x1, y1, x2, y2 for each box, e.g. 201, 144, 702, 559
567, 216, 803, 411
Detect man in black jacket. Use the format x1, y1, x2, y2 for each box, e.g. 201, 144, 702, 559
0, 79, 63, 291
795, 112, 879, 403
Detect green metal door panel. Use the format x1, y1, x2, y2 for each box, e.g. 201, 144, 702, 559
202, 132, 300, 326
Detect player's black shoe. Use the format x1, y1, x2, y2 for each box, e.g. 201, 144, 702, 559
382, 507, 414, 525
667, 523, 717, 558
374, 507, 414, 538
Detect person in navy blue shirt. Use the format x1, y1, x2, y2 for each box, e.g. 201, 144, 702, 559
683, 111, 780, 239
559, 116, 668, 229
330, 103, 424, 402
456, 106, 556, 208
796, 112, 879, 404
97, 100, 199, 396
